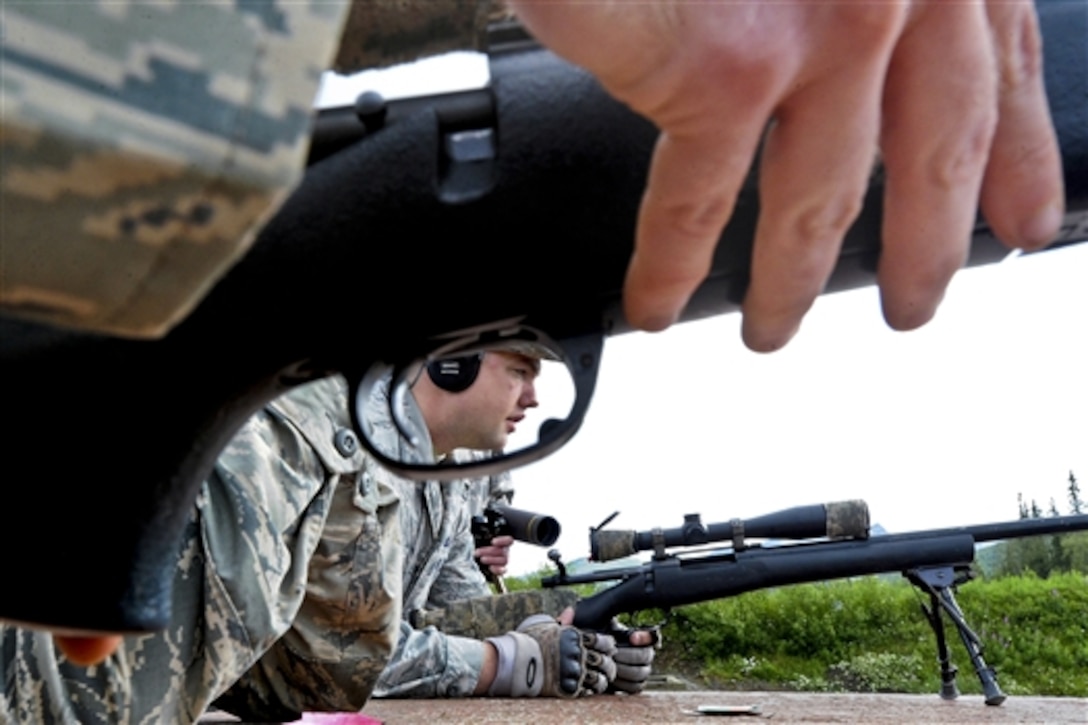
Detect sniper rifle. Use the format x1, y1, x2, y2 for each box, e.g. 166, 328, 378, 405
540, 500, 1088, 706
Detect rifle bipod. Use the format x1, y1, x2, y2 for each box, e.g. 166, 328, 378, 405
905, 565, 1006, 706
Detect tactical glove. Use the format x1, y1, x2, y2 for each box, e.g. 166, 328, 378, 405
606, 620, 661, 694
486, 614, 617, 697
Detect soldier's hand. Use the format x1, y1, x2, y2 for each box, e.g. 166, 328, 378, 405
475, 534, 514, 577
485, 614, 617, 697
605, 620, 660, 695
510, 1, 1064, 348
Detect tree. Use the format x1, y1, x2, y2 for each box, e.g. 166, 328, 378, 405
997, 472, 1086, 577
1069, 471, 1084, 515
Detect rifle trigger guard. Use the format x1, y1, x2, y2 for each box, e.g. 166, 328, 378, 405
731, 518, 745, 552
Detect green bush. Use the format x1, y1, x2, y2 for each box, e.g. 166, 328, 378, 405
826, 652, 927, 693
650, 572, 1088, 696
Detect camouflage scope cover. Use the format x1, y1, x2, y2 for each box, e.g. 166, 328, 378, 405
409, 589, 580, 640
825, 500, 870, 540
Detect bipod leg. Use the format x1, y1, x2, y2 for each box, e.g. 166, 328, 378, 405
908, 565, 1006, 707
905, 567, 959, 701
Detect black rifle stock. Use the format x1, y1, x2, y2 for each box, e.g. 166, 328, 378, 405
541, 506, 1088, 705
0, 1, 1085, 633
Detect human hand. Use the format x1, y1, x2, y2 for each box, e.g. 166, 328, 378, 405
485, 613, 618, 697
605, 621, 660, 695
509, 1, 1064, 350
475, 534, 514, 577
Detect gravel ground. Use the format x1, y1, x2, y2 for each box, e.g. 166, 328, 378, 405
357, 691, 1087, 724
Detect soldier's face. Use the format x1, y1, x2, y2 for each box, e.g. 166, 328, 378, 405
452, 351, 540, 451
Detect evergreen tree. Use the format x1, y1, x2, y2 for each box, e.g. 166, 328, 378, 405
1030, 498, 1043, 519
998, 473, 1088, 577
1063, 473, 1088, 571
1069, 471, 1084, 515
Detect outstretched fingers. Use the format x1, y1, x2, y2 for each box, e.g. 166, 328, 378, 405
742, 30, 896, 351
624, 126, 768, 331
978, 0, 1064, 250
878, 3, 999, 331
507, 1, 1063, 343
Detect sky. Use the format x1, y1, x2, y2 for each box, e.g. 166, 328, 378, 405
318, 54, 1088, 577
508, 241, 1088, 575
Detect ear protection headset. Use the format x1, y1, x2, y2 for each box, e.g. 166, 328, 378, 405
426, 353, 484, 393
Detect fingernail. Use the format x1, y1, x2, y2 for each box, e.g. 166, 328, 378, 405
637, 310, 680, 333
742, 320, 800, 353
1019, 203, 1063, 249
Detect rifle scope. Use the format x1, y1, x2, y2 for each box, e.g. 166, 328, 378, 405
474, 503, 561, 547
591, 500, 870, 562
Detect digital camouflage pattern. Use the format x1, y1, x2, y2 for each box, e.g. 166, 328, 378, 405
825, 500, 871, 540
0, 2, 350, 337
410, 589, 581, 641
591, 528, 642, 564
0, 1, 506, 339
0, 376, 401, 724
210, 377, 403, 721
371, 448, 514, 698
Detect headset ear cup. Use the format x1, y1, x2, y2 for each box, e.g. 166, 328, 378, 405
426, 353, 483, 393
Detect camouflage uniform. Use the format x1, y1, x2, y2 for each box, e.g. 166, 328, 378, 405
0, 376, 401, 724
0, 2, 351, 338
0, 1, 502, 339
369, 449, 514, 698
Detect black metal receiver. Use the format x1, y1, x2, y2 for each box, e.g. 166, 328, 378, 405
541, 505, 1088, 706
1, 2, 1086, 634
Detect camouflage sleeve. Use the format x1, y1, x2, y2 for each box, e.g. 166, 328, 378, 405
488, 470, 516, 506
462, 469, 515, 515
370, 476, 493, 699
0, 1, 519, 338
0, 2, 350, 337
409, 590, 582, 640
212, 379, 405, 720
425, 485, 493, 610
370, 621, 486, 698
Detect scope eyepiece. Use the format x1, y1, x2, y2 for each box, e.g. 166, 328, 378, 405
474, 503, 561, 547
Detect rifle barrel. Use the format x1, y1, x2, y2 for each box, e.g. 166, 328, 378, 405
906, 514, 1088, 544
573, 533, 978, 631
